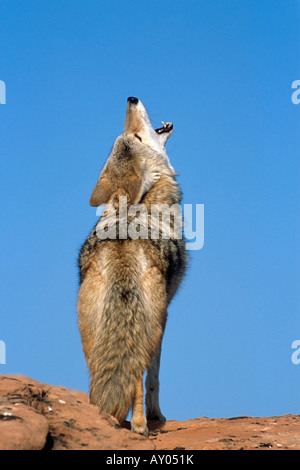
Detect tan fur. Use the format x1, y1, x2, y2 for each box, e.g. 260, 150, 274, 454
77, 98, 187, 435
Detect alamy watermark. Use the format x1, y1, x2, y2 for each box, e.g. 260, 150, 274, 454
95, 198, 204, 250
0, 340, 6, 364
291, 80, 300, 104
291, 340, 300, 365
0, 80, 6, 104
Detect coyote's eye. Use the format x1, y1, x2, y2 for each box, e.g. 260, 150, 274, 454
134, 134, 142, 142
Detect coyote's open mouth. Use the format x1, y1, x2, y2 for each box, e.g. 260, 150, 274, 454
155, 122, 173, 135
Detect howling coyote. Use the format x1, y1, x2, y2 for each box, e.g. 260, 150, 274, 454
78, 97, 187, 435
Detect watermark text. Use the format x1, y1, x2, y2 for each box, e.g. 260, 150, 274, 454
0, 80, 6, 104
291, 80, 300, 104
95, 198, 204, 251
292, 339, 300, 365
291, 340, 300, 365
0, 340, 6, 364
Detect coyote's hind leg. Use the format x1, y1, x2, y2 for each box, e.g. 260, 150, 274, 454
146, 342, 166, 422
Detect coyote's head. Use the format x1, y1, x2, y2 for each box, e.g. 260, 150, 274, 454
89, 97, 174, 207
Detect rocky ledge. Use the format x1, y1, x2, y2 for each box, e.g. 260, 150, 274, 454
0, 375, 299, 450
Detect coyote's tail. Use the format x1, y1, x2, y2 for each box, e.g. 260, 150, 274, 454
88, 280, 161, 423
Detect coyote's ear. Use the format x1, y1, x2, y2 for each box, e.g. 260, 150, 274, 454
126, 171, 143, 204
89, 175, 112, 207
89, 157, 144, 207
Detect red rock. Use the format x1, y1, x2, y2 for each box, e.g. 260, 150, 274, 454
1, 375, 299, 450
0, 375, 153, 450
0, 401, 48, 450
148, 415, 300, 450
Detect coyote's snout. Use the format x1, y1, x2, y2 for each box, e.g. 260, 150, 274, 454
124, 97, 174, 163
78, 97, 187, 436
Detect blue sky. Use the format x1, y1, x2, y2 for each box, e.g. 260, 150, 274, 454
1, 0, 300, 420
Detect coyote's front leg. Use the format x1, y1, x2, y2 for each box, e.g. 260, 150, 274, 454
145, 343, 166, 422
131, 376, 148, 436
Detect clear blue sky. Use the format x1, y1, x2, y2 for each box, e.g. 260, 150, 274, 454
1, 0, 300, 420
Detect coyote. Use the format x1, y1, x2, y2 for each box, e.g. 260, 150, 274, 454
77, 97, 187, 435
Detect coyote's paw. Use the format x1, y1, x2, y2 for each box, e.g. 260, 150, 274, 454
147, 410, 166, 422
130, 416, 149, 437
